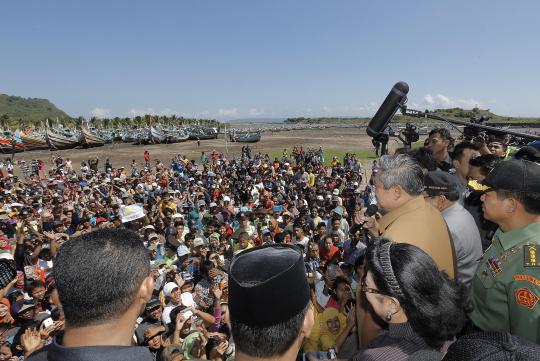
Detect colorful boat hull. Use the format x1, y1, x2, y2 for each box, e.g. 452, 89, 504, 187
79, 128, 105, 147
46, 129, 79, 150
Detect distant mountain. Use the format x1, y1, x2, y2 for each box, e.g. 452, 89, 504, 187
396, 107, 540, 124
284, 108, 540, 125
0, 94, 71, 121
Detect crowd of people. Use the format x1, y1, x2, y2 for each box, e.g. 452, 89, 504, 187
0, 129, 537, 361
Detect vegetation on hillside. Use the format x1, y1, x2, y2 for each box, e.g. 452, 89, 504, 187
0, 94, 70, 121
0, 94, 221, 130
285, 107, 540, 125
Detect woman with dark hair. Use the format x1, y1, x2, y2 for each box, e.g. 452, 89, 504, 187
350, 238, 468, 360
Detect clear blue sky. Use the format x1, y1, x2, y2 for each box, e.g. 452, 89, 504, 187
1, 0, 539, 120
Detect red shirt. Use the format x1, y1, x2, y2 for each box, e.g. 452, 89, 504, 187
320, 246, 339, 261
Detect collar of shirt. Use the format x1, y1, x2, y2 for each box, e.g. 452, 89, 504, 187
495, 221, 540, 251
388, 322, 419, 339
33, 333, 153, 361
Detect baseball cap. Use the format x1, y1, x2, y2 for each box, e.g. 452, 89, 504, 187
424, 171, 459, 198
193, 237, 206, 247
162, 282, 179, 297
12, 300, 37, 315
513, 146, 540, 163
145, 298, 161, 312
176, 244, 190, 257
481, 159, 540, 193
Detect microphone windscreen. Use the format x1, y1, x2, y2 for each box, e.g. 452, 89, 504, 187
367, 82, 409, 137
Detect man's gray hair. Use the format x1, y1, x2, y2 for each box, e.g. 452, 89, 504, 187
378, 154, 424, 195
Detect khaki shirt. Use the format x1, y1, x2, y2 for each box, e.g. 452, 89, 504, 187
470, 222, 540, 343
379, 196, 457, 279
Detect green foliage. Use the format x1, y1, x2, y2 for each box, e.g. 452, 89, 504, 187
0, 93, 222, 130
263, 148, 377, 166
285, 117, 370, 124
285, 108, 539, 125
0, 94, 70, 127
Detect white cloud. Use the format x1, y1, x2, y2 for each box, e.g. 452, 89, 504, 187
248, 108, 264, 116
424, 94, 434, 105
127, 108, 184, 117
218, 108, 239, 117
128, 108, 154, 117
421, 94, 482, 109
91, 107, 110, 118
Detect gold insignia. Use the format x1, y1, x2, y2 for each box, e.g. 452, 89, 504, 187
524, 245, 540, 268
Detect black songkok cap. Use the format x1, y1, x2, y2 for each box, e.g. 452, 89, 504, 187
229, 244, 309, 327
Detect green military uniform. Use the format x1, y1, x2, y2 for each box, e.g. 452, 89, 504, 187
470, 222, 540, 343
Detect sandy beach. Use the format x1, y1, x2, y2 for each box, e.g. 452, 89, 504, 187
9, 126, 399, 170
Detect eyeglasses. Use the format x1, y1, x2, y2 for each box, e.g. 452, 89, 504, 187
360, 279, 385, 295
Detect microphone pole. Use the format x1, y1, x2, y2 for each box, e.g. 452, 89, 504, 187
400, 106, 540, 141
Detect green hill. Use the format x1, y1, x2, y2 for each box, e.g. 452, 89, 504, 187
0, 94, 71, 122
285, 107, 540, 125
396, 107, 540, 124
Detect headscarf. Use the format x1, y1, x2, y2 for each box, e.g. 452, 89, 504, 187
319, 307, 346, 350
182, 331, 201, 359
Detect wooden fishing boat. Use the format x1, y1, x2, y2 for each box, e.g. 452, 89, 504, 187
164, 129, 189, 143
46, 128, 79, 150
188, 129, 218, 140
79, 127, 105, 147
150, 126, 166, 144
19, 132, 49, 151
0, 132, 25, 154
231, 132, 261, 143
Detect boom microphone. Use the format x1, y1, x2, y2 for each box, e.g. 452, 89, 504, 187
367, 81, 409, 137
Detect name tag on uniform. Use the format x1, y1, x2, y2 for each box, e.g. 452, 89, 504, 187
524, 245, 540, 267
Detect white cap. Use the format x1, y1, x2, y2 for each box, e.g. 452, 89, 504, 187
332, 189, 340, 196
163, 282, 179, 297
316, 195, 324, 201
177, 244, 190, 257
0, 253, 14, 261
223, 196, 231, 202
181, 292, 195, 307
193, 237, 206, 247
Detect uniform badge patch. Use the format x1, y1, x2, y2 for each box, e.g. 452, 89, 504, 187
515, 287, 539, 309
514, 274, 540, 286
524, 244, 540, 267
487, 257, 502, 277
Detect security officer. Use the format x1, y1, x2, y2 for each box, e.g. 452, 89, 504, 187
469, 159, 540, 343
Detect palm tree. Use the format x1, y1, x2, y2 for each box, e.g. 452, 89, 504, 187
0, 114, 9, 130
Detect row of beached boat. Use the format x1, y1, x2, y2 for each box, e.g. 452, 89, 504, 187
0, 125, 264, 154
